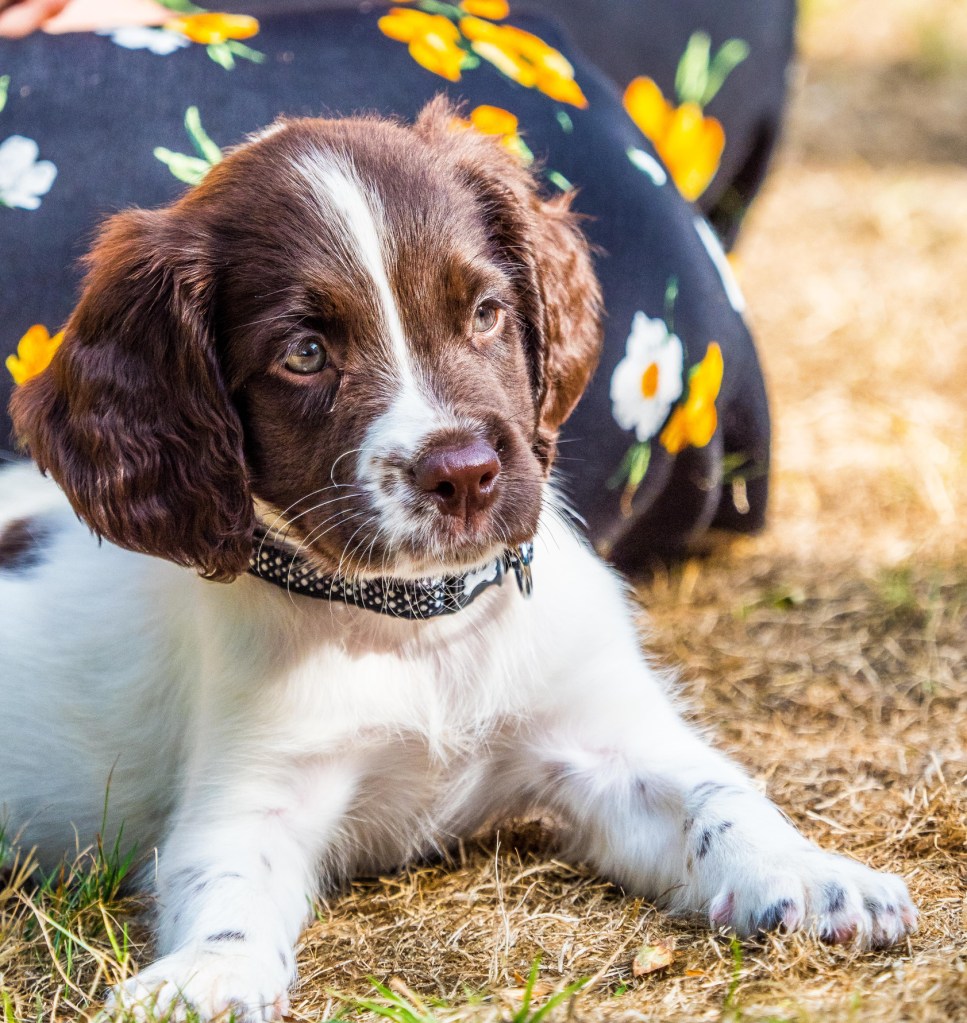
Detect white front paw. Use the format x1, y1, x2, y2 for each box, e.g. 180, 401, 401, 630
106, 945, 292, 1022
708, 847, 917, 950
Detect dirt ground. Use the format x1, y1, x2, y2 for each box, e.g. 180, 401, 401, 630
2, 1, 966, 1020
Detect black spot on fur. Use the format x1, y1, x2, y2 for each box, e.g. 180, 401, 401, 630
695, 820, 733, 860
688, 782, 745, 818
190, 870, 243, 896
863, 896, 883, 915
279, 949, 290, 969
823, 882, 847, 914
756, 898, 796, 933
0, 517, 51, 573
169, 867, 204, 893
261, 853, 273, 872
207, 930, 247, 943
171, 867, 203, 884
690, 781, 727, 806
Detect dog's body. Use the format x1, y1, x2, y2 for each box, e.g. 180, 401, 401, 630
0, 462, 917, 1019
0, 105, 915, 1020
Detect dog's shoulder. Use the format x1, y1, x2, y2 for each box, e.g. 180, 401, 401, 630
0, 461, 80, 574
0, 460, 196, 611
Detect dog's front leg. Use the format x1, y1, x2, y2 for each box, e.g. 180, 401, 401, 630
527, 654, 916, 949
108, 762, 356, 1022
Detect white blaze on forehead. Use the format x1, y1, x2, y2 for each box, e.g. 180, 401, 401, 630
292, 150, 416, 390
291, 147, 464, 522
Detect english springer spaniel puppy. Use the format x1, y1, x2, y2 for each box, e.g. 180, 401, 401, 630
0, 101, 915, 1021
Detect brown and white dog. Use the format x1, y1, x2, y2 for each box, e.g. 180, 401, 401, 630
0, 101, 915, 1021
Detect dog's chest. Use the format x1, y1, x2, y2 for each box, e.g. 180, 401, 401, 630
208, 598, 538, 868
253, 630, 529, 763
216, 582, 535, 742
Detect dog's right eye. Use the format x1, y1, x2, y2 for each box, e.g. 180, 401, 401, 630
284, 339, 327, 375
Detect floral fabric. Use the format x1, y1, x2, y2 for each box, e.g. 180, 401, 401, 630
0, 1, 783, 564
0, 133, 56, 209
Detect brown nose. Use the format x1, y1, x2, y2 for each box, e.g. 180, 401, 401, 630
413, 440, 501, 519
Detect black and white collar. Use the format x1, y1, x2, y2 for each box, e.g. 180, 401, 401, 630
248, 532, 534, 619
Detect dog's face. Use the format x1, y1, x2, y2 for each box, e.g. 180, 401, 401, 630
11, 100, 601, 580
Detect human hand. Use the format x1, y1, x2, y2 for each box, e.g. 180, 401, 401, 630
0, 0, 169, 35
0, 0, 71, 37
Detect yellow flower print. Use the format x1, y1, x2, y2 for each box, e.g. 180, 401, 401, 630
378, 3, 586, 105
623, 76, 724, 201
659, 342, 723, 454
623, 33, 747, 199
378, 8, 467, 82
164, 12, 259, 45
458, 0, 509, 18
6, 324, 64, 386
459, 16, 588, 107
393, 0, 510, 19
467, 103, 517, 136
452, 104, 534, 163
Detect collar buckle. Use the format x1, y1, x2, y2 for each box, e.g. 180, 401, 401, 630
505, 542, 535, 598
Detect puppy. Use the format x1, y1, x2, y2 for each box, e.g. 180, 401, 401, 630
1, 100, 915, 1021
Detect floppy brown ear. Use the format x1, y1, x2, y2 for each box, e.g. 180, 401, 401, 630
415, 97, 603, 469
10, 207, 254, 580
529, 190, 603, 451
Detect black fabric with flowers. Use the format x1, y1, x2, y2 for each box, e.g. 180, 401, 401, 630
0, 0, 793, 568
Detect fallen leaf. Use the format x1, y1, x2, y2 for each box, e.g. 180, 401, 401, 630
632, 941, 675, 977
507, 974, 553, 997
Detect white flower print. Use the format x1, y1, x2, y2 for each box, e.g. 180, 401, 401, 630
626, 146, 668, 186
610, 311, 685, 442
0, 135, 57, 211
694, 215, 746, 313
99, 26, 190, 55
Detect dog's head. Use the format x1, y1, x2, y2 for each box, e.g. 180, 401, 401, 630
11, 99, 601, 581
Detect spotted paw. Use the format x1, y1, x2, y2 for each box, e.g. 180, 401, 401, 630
105, 946, 292, 1022
708, 848, 917, 950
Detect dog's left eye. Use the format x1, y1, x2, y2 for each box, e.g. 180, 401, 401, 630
472, 302, 502, 335
285, 339, 327, 375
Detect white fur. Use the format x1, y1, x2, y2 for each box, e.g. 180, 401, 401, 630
0, 462, 915, 1022
293, 151, 416, 391
357, 382, 479, 575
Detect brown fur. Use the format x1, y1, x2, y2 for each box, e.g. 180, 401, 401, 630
414, 98, 603, 463
10, 211, 253, 581
10, 100, 602, 581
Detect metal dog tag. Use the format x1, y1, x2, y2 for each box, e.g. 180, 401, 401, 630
509, 542, 534, 598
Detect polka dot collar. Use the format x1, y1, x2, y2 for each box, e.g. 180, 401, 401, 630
248, 532, 534, 619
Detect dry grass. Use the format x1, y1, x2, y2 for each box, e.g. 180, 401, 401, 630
3, 1, 967, 1020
